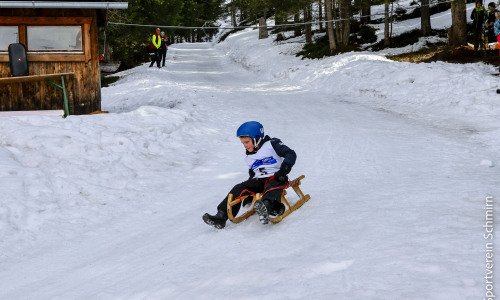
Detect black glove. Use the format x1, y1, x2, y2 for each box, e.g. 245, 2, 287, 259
274, 163, 291, 183
248, 169, 255, 179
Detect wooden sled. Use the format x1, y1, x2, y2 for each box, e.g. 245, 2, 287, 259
227, 175, 311, 224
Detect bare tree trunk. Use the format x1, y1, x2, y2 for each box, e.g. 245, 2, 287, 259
231, 2, 237, 27
384, 0, 390, 46
334, 0, 340, 43
390, 1, 394, 38
449, 0, 467, 46
420, 0, 432, 36
259, 16, 268, 39
318, 0, 324, 31
197, 30, 202, 42
305, 6, 312, 43
325, 0, 336, 51
361, 0, 371, 24
338, 0, 351, 47
294, 13, 301, 37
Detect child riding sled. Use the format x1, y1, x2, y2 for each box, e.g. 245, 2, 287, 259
202, 121, 297, 229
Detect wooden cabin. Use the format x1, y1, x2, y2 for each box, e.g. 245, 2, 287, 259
0, 1, 128, 115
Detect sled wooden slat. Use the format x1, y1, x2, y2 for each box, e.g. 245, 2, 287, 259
227, 193, 260, 223
227, 175, 310, 224
270, 176, 310, 223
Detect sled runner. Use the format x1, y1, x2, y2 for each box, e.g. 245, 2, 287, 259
227, 175, 311, 224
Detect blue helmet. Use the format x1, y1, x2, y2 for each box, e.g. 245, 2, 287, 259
236, 121, 264, 145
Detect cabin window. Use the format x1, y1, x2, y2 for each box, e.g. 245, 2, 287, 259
0, 26, 19, 51
0, 17, 91, 62
27, 26, 82, 52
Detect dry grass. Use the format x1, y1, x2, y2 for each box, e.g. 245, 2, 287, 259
388, 44, 500, 65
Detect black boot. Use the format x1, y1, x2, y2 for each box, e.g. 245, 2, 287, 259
203, 209, 228, 229
254, 200, 272, 224
242, 196, 253, 208
271, 202, 285, 216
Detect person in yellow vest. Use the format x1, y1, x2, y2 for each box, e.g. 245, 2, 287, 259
149, 27, 162, 68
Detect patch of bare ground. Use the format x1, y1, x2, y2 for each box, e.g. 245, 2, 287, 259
388, 45, 500, 66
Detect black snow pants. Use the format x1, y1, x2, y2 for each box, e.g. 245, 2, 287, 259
149, 48, 161, 67
217, 177, 287, 217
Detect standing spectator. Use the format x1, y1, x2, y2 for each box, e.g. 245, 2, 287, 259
486, 2, 498, 45
494, 12, 500, 55
471, 1, 487, 51
149, 27, 161, 68
160, 31, 168, 67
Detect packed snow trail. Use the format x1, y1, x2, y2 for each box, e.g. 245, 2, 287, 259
0, 40, 498, 299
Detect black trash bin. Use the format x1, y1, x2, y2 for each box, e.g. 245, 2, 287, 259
8, 43, 29, 77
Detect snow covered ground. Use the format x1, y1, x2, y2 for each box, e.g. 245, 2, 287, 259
1, 7, 499, 300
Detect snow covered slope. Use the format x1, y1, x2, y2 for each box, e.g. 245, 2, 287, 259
0, 17, 498, 300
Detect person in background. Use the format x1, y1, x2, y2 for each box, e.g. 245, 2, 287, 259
471, 0, 487, 51
149, 27, 161, 68
486, 2, 498, 46
494, 11, 500, 55
160, 31, 168, 67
